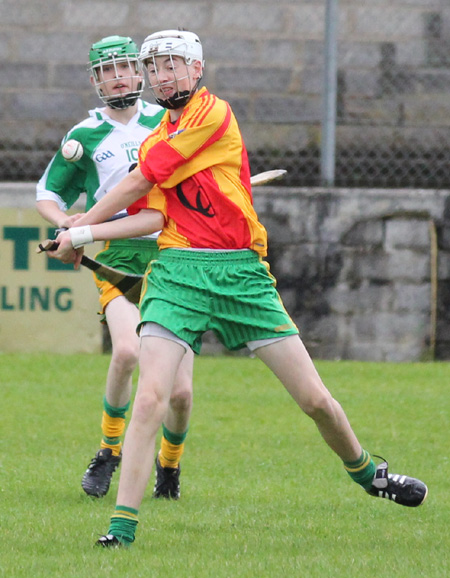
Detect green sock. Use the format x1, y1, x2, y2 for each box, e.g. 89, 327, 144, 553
103, 396, 130, 418
162, 423, 188, 445
343, 449, 376, 490
108, 505, 139, 546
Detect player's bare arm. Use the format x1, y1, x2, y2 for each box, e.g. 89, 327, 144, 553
75, 167, 154, 228
49, 208, 164, 266
36, 199, 85, 229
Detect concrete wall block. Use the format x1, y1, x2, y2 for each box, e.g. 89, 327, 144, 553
328, 282, 395, 314
277, 287, 298, 314
131, 2, 212, 33
301, 67, 325, 95
241, 123, 312, 149
273, 243, 319, 279
339, 41, 382, 67
290, 4, 326, 37
392, 39, 426, 66
343, 70, 380, 99
352, 7, 424, 40
263, 214, 300, 244
345, 341, 425, 363
212, 4, 285, 32
341, 219, 384, 247
10, 91, 86, 121
342, 342, 385, 362
392, 282, 431, 312
203, 38, 257, 65
225, 97, 251, 122
351, 311, 429, 347
353, 249, 430, 282
254, 96, 322, 123
0, 0, 62, 25
258, 40, 304, 67
437, 251, 450, 279
385, 218, 430, 249
62, 1, 129, 27
298, 314, 341, 349
216, 67, 292, 92
413, 68, 450, 94
262, 198, 312, 239
439, 225, 450, 251
0, 33, 11, 59
17, 32, 93, 64
404, 95, 450, 125
52, 65, 91, 90
0, 64, 47, 88
1, 120, 71, 147
303, 41, 325, 68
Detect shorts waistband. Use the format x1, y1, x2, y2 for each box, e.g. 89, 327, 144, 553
159, 248, 259, 263
105, 238, 159, 250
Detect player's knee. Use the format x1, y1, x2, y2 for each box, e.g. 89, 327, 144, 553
302, 391, 335, 420
111, 340, 139, 371
169, 387, 192, 414
133, 389, 168, 425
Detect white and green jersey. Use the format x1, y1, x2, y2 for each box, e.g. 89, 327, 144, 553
36, 99, 165, 232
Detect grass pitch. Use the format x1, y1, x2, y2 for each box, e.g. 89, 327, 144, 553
1, 354, 449, 577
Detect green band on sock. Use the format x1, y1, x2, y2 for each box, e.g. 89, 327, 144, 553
109, 505, 139, 545
102, 437, 121, 446
114, 505, 138, 517
344, 449, 371, 471
103, 396, 130, 419
344, 450, 376, 490
162, 424, 188, 445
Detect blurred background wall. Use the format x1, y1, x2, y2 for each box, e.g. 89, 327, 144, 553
2, 0, 450, 360
2, 0, 450, 187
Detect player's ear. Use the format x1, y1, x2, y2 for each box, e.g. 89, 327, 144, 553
193, 60, 202, 79
89, 75, 96, 88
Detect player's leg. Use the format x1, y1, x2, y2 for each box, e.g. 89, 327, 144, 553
103, 296, 140, 408
99, 335, 187, 547
254, 335, 362, 460
82, 295, 140, 497
253, 335, 427, 506
209, 251, 427, 507
154, 346, 194, 499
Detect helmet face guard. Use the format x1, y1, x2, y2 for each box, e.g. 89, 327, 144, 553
88, 35, 144, 109
139, 30, 204, 109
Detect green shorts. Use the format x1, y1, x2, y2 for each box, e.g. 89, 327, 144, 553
139, 249, 298, 354
93, 238, 159, 318
94, 238, 159, 278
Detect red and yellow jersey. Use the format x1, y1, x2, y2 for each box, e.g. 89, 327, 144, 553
128, 87, 268, 256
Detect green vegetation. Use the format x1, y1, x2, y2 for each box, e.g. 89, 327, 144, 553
2, 354, 448, 577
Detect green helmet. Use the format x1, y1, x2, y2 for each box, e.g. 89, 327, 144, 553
88, 35, 144, 109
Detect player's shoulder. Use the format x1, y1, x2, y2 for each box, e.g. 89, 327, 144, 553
189, 88, 229, 124
65, 111, 109, 144
139, 99, 164, 116
137, 100, 166, 129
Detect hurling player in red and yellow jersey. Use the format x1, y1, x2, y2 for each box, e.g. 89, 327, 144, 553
51, 30, 428, 548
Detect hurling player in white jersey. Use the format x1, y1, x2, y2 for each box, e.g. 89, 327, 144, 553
36, 35, 193, 500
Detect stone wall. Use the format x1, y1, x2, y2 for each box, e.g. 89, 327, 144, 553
4, 183, 449, 360
255, 187, 450, 361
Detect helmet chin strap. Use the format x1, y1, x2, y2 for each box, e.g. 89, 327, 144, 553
154, 77, 202, 110
104, 92, 140, 110
155, 90, 191, 110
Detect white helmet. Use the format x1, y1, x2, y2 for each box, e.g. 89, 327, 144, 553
139, 30, 203, 67
139, 30, 204, 109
